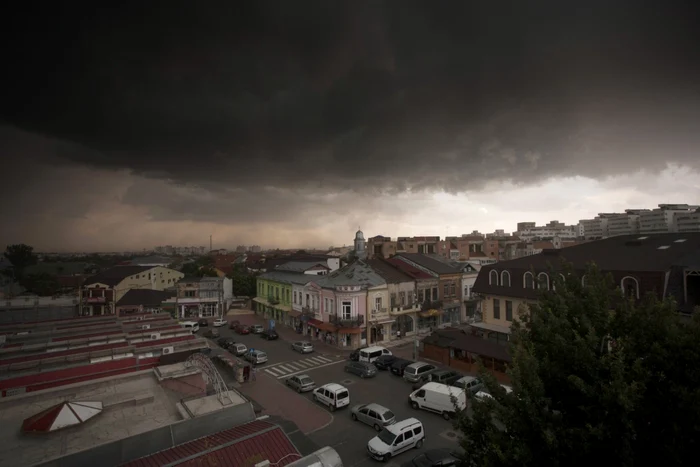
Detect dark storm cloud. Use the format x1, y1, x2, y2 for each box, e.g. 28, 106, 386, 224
2, 0, 700, 194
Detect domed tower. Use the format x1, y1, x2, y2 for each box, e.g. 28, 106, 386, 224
354, 227, 367, 259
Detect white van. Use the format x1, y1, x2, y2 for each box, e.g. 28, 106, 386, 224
181, 321, 199, 333
409, 382, 467, 420
367, 418, 424, 462
312, 383, 350, 412
359, 346, 392, 363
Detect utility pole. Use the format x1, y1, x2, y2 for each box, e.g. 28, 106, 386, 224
210, 235, 213, 252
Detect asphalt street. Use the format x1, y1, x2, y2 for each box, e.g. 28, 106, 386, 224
203, 318, 462, 466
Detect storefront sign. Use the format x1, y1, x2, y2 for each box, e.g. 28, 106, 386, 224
86, 297, 106, 303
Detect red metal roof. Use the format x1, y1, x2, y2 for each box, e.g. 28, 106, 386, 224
122, 420, 301, 467
385, 257, 433, 279
53, 330, 123, 342
0, 342, 130, 365
132, 335, 194, 347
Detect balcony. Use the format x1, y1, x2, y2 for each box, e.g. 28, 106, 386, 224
389, 303, 420, 314
301, 306, 319, 317
421, 300, 443, 311
369, 307, 388, 319
267, 295, 280, 305
329, 314, 365, 328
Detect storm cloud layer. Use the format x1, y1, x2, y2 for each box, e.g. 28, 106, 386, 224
2, 1, 700, 250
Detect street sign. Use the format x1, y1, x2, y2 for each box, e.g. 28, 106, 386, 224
269, 319, 275, 330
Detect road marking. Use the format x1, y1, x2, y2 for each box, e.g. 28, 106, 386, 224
278, 364, 296, 373
276, 358, 346, 379
307, 356, 328, 364
315, 356, 333, 363
294, 360, 311, 368
286, 362, 303, 371
265, 368, 281, 376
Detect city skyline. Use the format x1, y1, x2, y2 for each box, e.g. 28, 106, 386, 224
2, 2, 699, 252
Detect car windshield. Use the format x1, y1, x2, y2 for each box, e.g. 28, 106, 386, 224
377, 429, 396, 445
381, 410, 395, 420
299, 377, 313, 385
405, 367, 417, 374
256, 352, 266, 358
336, 390, 349, 400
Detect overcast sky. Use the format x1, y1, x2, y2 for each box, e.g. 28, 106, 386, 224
2, 1, 700, 252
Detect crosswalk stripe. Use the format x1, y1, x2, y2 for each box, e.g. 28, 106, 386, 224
315, 356, 332, 363
265, 369, 280, 376
278, 364, 295, 373
294, 360, 311, 368
286, 362, 302, 370
307, 356, 329, 364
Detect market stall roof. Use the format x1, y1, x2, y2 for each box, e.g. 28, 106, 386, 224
22, 401, 103, 434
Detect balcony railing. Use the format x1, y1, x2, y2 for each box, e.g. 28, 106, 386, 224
329, 314, 365, 328
370, 307, 388, 318
301, 305, 318, 317
267, 295, 280, 305
421, 300, 443, 311
389, 303, 419, 313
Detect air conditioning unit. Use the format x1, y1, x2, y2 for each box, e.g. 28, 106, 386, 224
150, 333, 161, 340
162, 346, 174, 355
141, 324, 151, 330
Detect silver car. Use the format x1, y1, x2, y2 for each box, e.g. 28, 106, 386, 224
291, 341, 314, 353
344, 361, 377, 378
244, 349, 268, 365
286, 374, 316, 393
350, 403, 396, 431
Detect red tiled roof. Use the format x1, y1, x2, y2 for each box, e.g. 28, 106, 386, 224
121, 420, 301, 467
385, 258, 432, 279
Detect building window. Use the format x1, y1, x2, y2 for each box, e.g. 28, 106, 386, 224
500, 271, 511, 287
418, 290, 424, 303
493, 299, 501, 320
450, 283, 455, 296
443, 283, 449, 297
324, 297, 329, 311
306, 293, 310, 306
330, 299, 334, 312
432, 288, 438, 300
293, 291, 297, 304
375, 296, 382, 311
489, 270, 499, 285
342, 301, 352, 319
464, 285, 471, 299
621, 276, 640, 299
523, 272, 535, 289
537, 273, 550, 290
505, 300, 513, 321
400, 291, 406, 305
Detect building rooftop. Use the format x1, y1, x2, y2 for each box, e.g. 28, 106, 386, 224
275, 261, 329, 273
364, 259, 414, 283
83, 266, 153, 287
317, 261, 386, 288
259, 271, 315, 286
384, 258, 434, 280
115, 289, 176, 307
395, 253, 462, 275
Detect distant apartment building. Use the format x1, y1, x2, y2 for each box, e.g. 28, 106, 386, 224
676, 209, 700, 233
639, 204, 700, 234
515, 220, 578, 241
235, 245, 247, 253
249, 245, 262, 253
162, 276, 233, 318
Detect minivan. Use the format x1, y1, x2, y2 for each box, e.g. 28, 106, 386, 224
344, 361, 377, 378
359, 346, 392, 363
228, 343, 247, 356
181, 321, 199, 333
312, 383, 350, 412
409, 382, 467, 420
403, 362, 438, 383
367, 418, 425, 462
451, 376, 484, 395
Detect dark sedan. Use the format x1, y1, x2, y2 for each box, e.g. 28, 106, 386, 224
400, 449, 460, 467
234, 324, 250, 335
197, 318, 208, 327
373, 355, 397, 370
217, 337, 235, 349
390, 358, 414, 376
260, 329, 279, 340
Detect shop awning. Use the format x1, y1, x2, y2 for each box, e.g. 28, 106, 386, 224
420, 309, 441, 318
336, 327, 363, 334
469, 321, 512, 335
371, 318, 396, 325
308, 319, 337, 332
252, 297, 267, 304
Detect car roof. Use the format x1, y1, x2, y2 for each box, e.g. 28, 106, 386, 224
456, 375, 478, 382
293, 374, 312, 379
387, 417, 421, 433
361, 346, 387, 352
406, 361, 431, 368
321, 383, 347, 392
365, 403, 390, 412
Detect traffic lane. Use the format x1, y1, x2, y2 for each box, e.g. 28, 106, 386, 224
300, 363, 462, 466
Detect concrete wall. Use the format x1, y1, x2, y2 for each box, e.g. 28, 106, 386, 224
421, 343, 511, 384
36, 399, 257, 467
160, 373, 207, 398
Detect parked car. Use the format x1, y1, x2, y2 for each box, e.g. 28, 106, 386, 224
312, 383, 350, 412
229, 320, 240, 330
367, 418, 424, 462
285, 374, 316, 393
181, 321, 199, 333
359, 346, 392, 363
409, 382, 467, 420
474, 384, 513, 401
403, 362, 438, 383
291, 341, 314, 353
213, 318, 227, 327
373, 355, 397, 370
203, 329, 220, 339
197, 318, 208, 327
350, 403, 396, 431
234, 324, 250, 335
249, 324, 264, 334
345, 361, 378, 378
349, 347, 364, 361
400, 449, 460, 467
228, 343, 248, 356
413, 369, 463, 390
260, 329, 279, 340
244, 349, 268, 365
217, 337, 235, 349
451, 376, 484, 395
390, 359, 414, 377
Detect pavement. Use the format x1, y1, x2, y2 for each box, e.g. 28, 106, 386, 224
210, 310, 463, 466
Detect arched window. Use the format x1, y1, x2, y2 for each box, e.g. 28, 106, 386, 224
523, 272, 534, 289
500, 271, 511, 287
621, 276, 640, 299
553, 273, 566, 291
489, 270, 499, 286
537, 272, 550, 290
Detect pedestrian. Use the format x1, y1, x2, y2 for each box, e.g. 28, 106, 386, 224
251, 366, 257, 381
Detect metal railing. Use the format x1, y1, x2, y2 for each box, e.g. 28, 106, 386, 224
329, 314, 365, 327
370, 307, 388, 316
420, 300, 443, 311
301, 306, 318, 317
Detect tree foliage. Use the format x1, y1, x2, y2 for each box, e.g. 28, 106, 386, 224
3, 243, 38, 279
227, 264, 257, 297
21, 273, 61, 296
456, 263, 700, 467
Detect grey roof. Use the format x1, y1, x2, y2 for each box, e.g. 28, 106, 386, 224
394, 253, 461, 275
316, 261, 386, 288
84, 266, 153, 286
258, 271, 315, 285
177, 276, 223, 284
116, 289, 176, 307
364, 259, 414, 283
275, 261, 329, 273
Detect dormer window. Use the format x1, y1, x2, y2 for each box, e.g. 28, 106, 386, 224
523, 272, 534, 289
489, 270, 499, 286
621, 276, 640, 299
537, 272, 550, 290
500, 271, 511, 287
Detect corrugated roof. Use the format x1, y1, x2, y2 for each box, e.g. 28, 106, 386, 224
121, 420, 300, 467
364, 259, 414, 283
259, 271, 315, 285
83, 266, 153, 287
384, 258, 433, 280
423, 329, 511, 362
395, 254, 461, 275
276, 261, 329, 273
115, 289, 176, 307
317, 261, 386, 288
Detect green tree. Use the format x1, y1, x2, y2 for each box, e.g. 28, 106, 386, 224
21, 273, 61, 296
227, 265, 257, 297
456, 264, 700, 467
4, 243, 38, 279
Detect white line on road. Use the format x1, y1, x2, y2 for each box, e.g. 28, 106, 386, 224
285, 362, 303, 371
294, 360, 311, 368
265, 368, 281, 376
277, 358, 346, 379
315, 356, 333, 363
308, 357, 329, 364
278, 364, 296, 373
